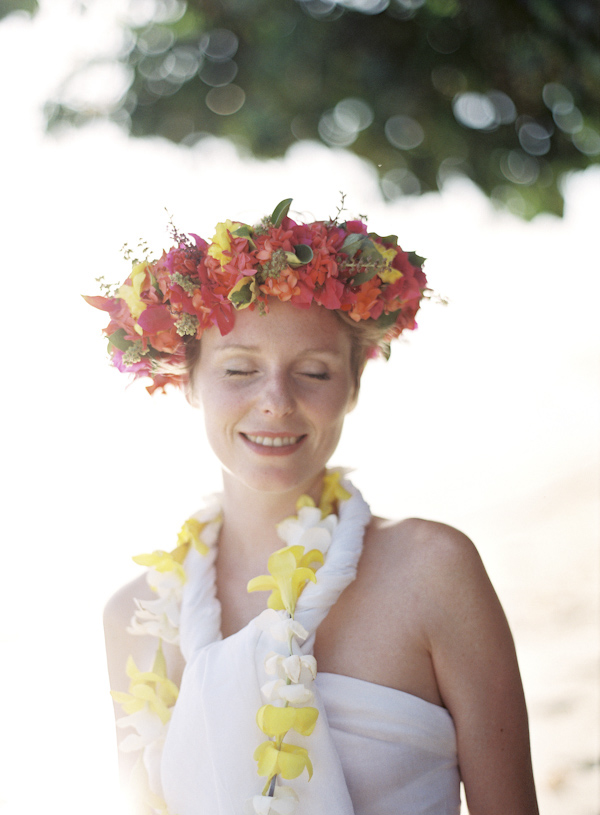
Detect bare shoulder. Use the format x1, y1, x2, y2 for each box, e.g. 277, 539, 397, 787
362, 515, 503, 644
365, 515, 486, 584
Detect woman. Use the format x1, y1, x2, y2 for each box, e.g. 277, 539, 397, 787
89, 200, 539, 815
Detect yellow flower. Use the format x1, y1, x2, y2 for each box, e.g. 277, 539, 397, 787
131, 260, 150, 296
254, 741, 314, 781
111, 649, 178, 724
374, 243, 402, 284
132, 546, 188, 583
247, 546, 323, 614
257, 705, 319, 738
177, 517, 210, 557
207, 219, 243, 265
295, 494, 315, 511
115, 261, 151, 336
132, 516, 212, 580
319, 471, 351, 518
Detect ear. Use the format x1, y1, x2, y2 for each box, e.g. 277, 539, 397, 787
184, 376, 200, 409
347, 360, 367, 414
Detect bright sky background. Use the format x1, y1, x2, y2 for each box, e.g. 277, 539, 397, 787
1, 3, 598, 814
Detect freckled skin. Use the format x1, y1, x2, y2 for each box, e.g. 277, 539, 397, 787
191, 300, 357, 498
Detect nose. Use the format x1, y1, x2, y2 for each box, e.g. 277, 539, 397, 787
260, 372, 295, 417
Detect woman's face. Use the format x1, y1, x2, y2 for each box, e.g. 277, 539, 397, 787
191, 300, 357, 497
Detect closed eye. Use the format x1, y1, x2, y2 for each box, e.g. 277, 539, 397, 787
304, 372, 330, 380
225, 369, 256, 377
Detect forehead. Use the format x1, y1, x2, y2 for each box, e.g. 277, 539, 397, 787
202, 301, 352, 357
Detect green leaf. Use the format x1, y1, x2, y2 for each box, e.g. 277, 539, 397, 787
350, 267, 378, 286
108, 328, 132, 352
341, 233, 365, 257
371, 233, 398, 246
271, 198, 293, 228
229, 283, 254, 308
232, 225, 253, 238
374, 310, 400, 330
408, 251, 426, 268
232, 224, 256, 248
293, 244, 313, 263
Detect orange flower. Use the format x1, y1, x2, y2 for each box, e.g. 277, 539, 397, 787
348, 278, 383, 321
260, 269, 301, 302
151, 326, 184, 354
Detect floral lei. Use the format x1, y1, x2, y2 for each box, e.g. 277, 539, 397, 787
84, 198, 427, 393
112, 471, 351, 815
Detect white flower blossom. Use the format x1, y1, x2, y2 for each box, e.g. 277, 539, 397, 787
254, 609, 308, 643
116, 708, 167, 752
264, 653, 317, 683
261, 679, 315, 705
276, 506, 337, 553
245, 785, 298, 815
147, 568, 186, 595
128, 594, 182, 642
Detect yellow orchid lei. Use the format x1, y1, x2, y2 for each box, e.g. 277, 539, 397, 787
112, 472, 350, 815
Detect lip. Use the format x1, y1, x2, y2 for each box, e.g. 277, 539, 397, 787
240, 432, 307, 456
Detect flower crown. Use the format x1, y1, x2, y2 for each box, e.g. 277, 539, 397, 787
84, 198, 427, 393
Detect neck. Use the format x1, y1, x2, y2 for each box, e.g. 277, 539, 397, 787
218, 469, 326, 562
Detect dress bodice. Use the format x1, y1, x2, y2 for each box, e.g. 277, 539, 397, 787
137, 480, 461, 814
316, 673, 460, 815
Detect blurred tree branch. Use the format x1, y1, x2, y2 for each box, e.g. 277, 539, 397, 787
15, 0, 600, 217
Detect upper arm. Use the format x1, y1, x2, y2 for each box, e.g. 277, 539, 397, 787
103, 575, 185, 733
103, 574, 155, 700
423, 525, 539, 815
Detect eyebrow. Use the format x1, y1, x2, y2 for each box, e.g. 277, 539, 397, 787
215, 344, 343, 358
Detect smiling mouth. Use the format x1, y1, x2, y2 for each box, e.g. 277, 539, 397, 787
243, 434, 304, 448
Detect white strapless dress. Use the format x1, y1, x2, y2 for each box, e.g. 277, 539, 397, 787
159, 483, 461, 814
316, 673, 460, 815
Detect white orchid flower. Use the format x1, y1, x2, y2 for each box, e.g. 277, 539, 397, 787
254, 609, 308, 643
276, 506, 337, 553
264, 653, 317, 683
261, 679, 315, 705
127, 594, 182, 643
147, 568, 186, 594
116, 708, 166, 751
245, 785, 298, 815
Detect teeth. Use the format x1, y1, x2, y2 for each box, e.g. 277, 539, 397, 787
246, 435, 300, 447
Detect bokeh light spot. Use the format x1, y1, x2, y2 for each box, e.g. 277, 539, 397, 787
453, 92, 496, 129
164, 47, 201, 82
518, 122, 552, 156
297, 0, 343, 19
500, 150, 540, 185
319, 110, 358, 147
335, 98, 374, 132
200, 59, 238, 88
542, 82, 574, 113
382, 167, 422, 197
205, 84, 245, 115
136, 25, 175, 56
200, 29, 239, 61
486, 90, 517, 125
572, 126, 600, 156
339, 0, 390, 12
553, 106, 583, 134
437, 156, 469, 186
385, 115, 424, 150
